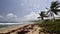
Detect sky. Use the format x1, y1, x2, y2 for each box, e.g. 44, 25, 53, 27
0, 0, 60, 22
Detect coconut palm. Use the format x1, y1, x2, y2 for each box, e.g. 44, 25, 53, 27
38, 11, 48, 20
46, 1, 60, 22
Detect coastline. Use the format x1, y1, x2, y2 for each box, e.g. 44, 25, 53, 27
0, 23, 55, 34
0, 23, 42, 34
0, 23, 35, 33
0, 24, 25, 33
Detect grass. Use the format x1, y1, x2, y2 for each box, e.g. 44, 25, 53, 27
37, 19, 60, 34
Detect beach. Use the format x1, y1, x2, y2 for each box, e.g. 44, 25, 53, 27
0, 23, 55, 34
0, 24, 25, 33
0, 23, 43, 34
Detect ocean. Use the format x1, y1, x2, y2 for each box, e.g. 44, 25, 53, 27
0, 22, 35, 28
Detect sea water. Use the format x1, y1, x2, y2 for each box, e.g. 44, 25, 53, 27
0, 21, 35, 28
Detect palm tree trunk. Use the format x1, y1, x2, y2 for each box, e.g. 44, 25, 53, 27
41, 17, 44, 20
52, 13, 55, 22
41, 17, 44, 23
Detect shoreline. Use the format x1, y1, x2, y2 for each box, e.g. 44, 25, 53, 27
0, 23, 35, 33
0, 23, 55, 34
0, 22, 35, 28
0, 23, 41, 34
0, 24, 28, 34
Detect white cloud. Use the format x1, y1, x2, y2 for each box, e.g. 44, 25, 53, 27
0, 12, 39, 22
44, 9, 48, 11
7, 13, 17, 18
0, 13, 36, 22
0, 13, 30, 22
51, 0, 57, 2
53, 0, 57, 1
24, 12, 39, 21
0, 13, 18, 22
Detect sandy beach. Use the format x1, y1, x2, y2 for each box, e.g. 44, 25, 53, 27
0, 24, 54, 34
0, 24, 42, 34
0, 24, 26, 33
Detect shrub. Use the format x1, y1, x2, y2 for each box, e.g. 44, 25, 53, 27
38, 20, 60, 34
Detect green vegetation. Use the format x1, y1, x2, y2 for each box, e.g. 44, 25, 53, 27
38, 11, 48, 20
37, 0, 60, 34
37, 19, 60, 34
46, 1, 60, 22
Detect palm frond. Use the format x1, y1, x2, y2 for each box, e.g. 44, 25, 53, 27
53, 11, 58, 15
46, 11, 50, 15
38, 17, 41, 18
54, 9, 60, 12
44, 15, 49, 17
50, 1, 60, 9
55, 5, 60, 8
40, 11, 45, 16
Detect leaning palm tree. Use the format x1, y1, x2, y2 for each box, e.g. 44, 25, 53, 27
38, 11, 48, 20
46, 1, 60, 22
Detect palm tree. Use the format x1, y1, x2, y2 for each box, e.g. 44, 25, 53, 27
38, 11, 48, 20
46, 1, 60, 22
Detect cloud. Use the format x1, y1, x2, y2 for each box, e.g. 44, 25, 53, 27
24, 12, 39, 21
53, 0, 57, 1
6, 13, 17, 18
0, 13, 28, 22
0, 12, 60, 22
0, 13, 18, 22
4, 13, 18, 22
